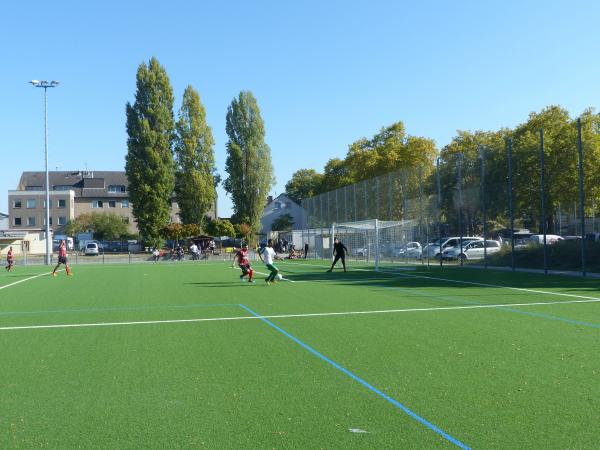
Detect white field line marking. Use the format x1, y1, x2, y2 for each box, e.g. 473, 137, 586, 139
3, 296, 600, 331
0, 272, 55, 291
278, 261, 600, 303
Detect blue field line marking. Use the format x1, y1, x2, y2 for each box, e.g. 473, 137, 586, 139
0, 303, 238, 317
373, 284, 600, 329
239, 303, 471, 450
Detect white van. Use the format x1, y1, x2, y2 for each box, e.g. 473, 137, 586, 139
53, 237, 74, 251
84, 242, 99, 255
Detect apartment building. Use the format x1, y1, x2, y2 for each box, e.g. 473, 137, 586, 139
8, 171, 217, 235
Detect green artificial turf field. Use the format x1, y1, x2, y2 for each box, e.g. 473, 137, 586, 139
1, 260, 599, 449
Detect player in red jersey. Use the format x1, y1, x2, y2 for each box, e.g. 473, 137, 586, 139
5, 246, 14, 272
52, 240, 72, 277
232, 243, 254, 283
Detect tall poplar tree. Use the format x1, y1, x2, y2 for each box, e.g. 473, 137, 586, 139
125, 57, 175, 245
224, 91, 274, 233
174, 85, 216, 225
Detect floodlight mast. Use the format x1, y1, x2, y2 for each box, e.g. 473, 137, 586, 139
30, 79, 60, 265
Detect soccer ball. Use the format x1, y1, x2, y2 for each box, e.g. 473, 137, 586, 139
276, 273, 283, 281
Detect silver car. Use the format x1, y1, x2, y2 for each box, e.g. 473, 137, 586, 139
442, 240, 501, 262
423, 237, 482, 259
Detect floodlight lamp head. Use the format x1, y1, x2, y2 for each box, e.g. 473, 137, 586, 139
30, 80, 40, 85
51, 80, 60, 86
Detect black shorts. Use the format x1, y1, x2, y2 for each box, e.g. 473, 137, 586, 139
58, 256, 68, 264
240, 264, 251, 274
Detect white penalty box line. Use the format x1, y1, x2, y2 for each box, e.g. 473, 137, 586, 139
2, 296, 600, 332
279, 261, 600, 303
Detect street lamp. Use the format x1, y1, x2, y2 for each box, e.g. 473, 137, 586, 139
30, 80, 60, 265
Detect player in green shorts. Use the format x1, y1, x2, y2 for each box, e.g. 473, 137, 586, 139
258, 239, 280, 285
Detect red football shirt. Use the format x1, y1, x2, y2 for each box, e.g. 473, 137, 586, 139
235, 249, 249, 265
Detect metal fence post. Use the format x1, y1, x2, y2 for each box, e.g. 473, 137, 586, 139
418, 167, 426, 268
577, 118, 587, 276
507, 138, 515, 271
388, 172, 393, 220
540, 129, 548, 275
457, 153, 464, 266
353, 183, 357, 222
344, 185, 348, 222
479, 146, 487, 269
376, 177, 380, 220
319, 195, 323, 227
437, 157, 442, 267
418, 167, 424, 245
363, 180, 368, 220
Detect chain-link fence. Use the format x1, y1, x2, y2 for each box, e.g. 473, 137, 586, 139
300, 124, 600, 276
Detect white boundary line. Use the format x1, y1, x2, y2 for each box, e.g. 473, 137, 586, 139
2, 296, 600, 331
0, 272, 53, 291
278, 261, 600, 302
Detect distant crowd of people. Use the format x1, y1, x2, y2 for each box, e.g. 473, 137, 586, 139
151, 239, 216, 262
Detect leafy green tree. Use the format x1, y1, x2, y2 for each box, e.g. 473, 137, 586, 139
64, 213, 92, 236
89, 213, 129, 240
125, 57, 176, 247
66, 213, 128, 240
438, 129, 508, 235
223, 91, 274, 233
162, 223, 183, 244
205, 218, 236, 237
271, 213, 294, 231
182, 223, 202, 238
345, 122, 436, 181
511, 106, 579, 233
320, 158, 354, 193
285, 169, 324, 204
174, 86, 216, 225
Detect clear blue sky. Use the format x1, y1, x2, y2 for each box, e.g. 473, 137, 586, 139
1, 0, 599, 216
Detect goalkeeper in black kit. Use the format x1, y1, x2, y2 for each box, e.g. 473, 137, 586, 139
327, 238, 348, 272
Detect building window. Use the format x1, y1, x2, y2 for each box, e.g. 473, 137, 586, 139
92, 200, 103, 208
53, 185, 72, 191
26, 199, 36, 209
108, 200, 116, 208
121, 200, 129, 208
13, 200, 22, 208
57, 199, 66, 208
121, 216, 130, 224
58, 217, 67, 225
14, 217, 22, 226
43, 200, 52, 208
108, 185, 126, 193
44, 217, 53, 226
25, 186, 43, 191
27, 217, 36, 226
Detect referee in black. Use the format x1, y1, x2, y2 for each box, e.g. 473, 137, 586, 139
327, 238, 348, 272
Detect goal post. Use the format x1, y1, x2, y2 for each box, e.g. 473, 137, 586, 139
332, 218, 419, 271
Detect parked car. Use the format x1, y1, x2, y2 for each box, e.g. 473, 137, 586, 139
397, 242, 422, 259
529, 234, 564, 245
423, 237, 483, 259
84, 242, 100, 255
353, 245, 371, 257
442, 240, 501, 262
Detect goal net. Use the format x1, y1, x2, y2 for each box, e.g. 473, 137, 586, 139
333, 219, 421, 271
